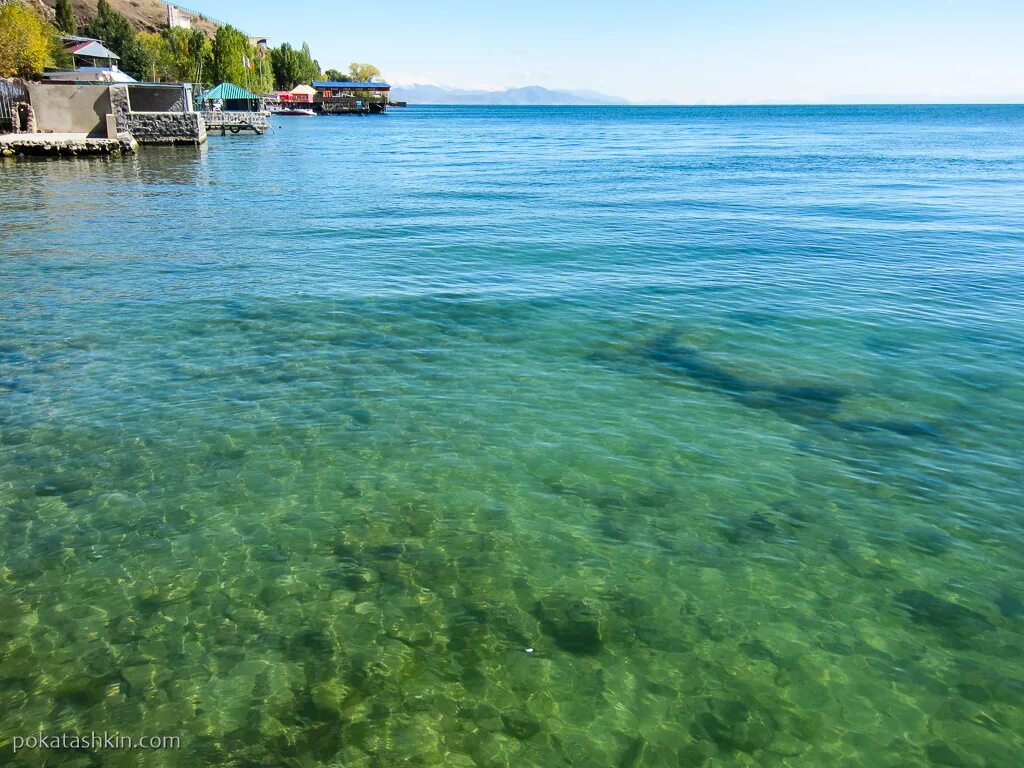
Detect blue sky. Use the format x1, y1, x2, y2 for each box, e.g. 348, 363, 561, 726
186, 0, 1024, 103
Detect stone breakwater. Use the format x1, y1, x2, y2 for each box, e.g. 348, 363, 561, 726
0, 134, 138, 157
125, 113, 207, 146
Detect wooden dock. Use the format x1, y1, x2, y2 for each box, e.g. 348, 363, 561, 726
317, 97, 387, 115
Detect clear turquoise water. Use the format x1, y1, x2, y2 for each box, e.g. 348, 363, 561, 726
1, 106, 1023, 767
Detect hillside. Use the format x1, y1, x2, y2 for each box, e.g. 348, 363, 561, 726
39, 0, 219, 35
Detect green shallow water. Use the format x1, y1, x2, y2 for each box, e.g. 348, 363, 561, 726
1, 106, 1023, 766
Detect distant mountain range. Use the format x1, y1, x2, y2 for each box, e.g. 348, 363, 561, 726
390, 84, 630, 106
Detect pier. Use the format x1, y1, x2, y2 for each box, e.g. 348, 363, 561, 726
0, 132, 137, 157
197, 83, 270, 135
201, 111, 269, 135
311, 81, 391, 114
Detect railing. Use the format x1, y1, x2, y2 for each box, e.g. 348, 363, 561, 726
316, 96, 388, 114
200, 110, 269, 134
0, 79, 29, 134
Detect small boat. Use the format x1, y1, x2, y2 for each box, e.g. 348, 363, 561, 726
273, 107, 316, 116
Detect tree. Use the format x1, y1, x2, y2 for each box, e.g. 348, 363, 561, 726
301, 43, 320, 82
55, 0, 75, 34
269, 41, 320, 90
210, 24, 252, 86
82, 0, 152, 79
348, 62, 381, 82
138, 32, 173, 82
252, 47, 273, 93
0, 2, 56, 78
163, 27, 210, 83
323, 68, 349, 82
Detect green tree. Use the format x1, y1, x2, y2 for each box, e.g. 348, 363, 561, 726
270, 42, 314, 89
163, 27, 210, 83
55, 0, 76, 34
82, 0, 152, 79
138, 32, 173, 82
210, 24, 252, 86
0, 2, 56, 78
347, 62, 381, 82
252, 47, 273, 93
301, 43, 320, 82
323, 67, 349, 82
269, 43, 296, 89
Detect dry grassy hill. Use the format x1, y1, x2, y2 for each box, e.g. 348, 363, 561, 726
39, 0, 219, 36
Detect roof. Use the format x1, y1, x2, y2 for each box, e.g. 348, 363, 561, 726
65, 40, 120, 61
290, 84, 316, 96
199, 83, 262, 101
43, 67, 136, 83
312, 81, 391, 90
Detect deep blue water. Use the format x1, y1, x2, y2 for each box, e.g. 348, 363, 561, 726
1, 105, 1023, 767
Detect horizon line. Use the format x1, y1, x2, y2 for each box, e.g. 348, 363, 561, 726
398, 102, 1024, 107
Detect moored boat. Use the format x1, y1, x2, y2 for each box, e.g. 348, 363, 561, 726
271, 107, 316, 116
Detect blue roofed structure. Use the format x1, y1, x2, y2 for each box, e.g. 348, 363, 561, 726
311, 81, 391, 91
310, 81, 392, 113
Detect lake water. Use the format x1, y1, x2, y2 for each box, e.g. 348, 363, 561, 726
1, 106, 1023, 767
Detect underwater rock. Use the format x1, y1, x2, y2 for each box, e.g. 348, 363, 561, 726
52, 673, 111, 707
134, 572, 199, 609
385, 620, 434, 648
351, 408, 372, 426
465, 703, 503, 732
955, 661, 1024, 706
646, 335, 846, 418
739, 638, 785, 668
724, 512, 779, 544
690, 697, 776, 754
676, 741, 713, 766
895, 590, 995, 640
904, 527, 955, 556
995, 591, 1024, 619
925, 742, 976, 767
618, 735, 647, 768
33, 472, 92, 496
328, 561, 379, 591
598, 516, 630, 542
288, 629, 335, 666
501, 711, 542, 740
373, 543, 407, 560
310, 680, 351, 715
641, 334, 943, 442
120, 662, 157, 695
533, 592, 604, 656
744, 513, 777, 535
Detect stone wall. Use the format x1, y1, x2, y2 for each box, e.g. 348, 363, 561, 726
110, 86, 131, 134
124, 112, 207, 145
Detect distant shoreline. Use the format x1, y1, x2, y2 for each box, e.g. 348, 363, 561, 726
400, 102, 1024, 107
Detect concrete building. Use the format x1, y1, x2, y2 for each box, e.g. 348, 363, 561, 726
1, 79, 206, 156
166, 4, 193, 29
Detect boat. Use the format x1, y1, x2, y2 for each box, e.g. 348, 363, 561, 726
271, 107, 316, 116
